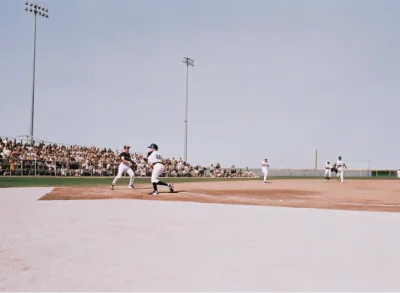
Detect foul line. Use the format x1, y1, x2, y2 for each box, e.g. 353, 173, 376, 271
179, 191, 216, 197
178, 191, 400, 208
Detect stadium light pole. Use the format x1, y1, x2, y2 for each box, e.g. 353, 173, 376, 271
182, 57, 194, 163
24, 1, 49, 145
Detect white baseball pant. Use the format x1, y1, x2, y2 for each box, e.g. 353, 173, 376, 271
325, 168, 331, 178
112, 163, 134, 185
337, 167, 344, 182
151, 163, 165, 183
262, 167, 268, 182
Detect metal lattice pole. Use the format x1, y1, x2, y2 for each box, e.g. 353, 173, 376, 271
182, 57, 194, 163
24, 2, 49, 145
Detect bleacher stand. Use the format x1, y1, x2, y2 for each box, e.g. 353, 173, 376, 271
0, 136, 260, 178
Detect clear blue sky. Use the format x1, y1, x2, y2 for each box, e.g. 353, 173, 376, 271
1, 0, 399, 169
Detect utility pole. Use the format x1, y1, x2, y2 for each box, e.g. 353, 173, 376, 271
368, 159, 371, 177
182, 57, 194, 163
25, 1, 49, 145
315, 149, 318, 170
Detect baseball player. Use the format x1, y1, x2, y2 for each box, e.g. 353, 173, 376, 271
145, 143, 174, 195
261, 158, 269, 183
110, 145, 135, 190
324, 160, 332, 181
335, 156, 347, 183
397, 169, 400, 179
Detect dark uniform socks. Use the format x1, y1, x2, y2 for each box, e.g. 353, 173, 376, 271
157, 181, 168, 187
152, 181, 169, 192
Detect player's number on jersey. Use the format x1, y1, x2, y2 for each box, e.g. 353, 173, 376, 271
155, 154, 161, 160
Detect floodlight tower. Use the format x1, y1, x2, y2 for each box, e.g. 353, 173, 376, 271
24, 1, 49, 144
182, 57, 194, 163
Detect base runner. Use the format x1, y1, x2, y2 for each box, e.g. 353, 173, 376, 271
145, 143, 174, 195
336, 156, 347, 183
261, 158, 269, 183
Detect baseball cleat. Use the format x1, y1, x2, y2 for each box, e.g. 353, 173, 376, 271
168, 183, 174, 192
129, 184, 134, 189
148, 191, 159, 195
110, 184, 114, 190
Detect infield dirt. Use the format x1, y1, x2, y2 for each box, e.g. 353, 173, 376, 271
38, 179, 400, 213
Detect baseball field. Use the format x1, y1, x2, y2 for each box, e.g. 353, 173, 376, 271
1, 176, 399, 213
2, 177, 400, 291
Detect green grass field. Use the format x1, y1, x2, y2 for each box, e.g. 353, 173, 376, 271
0, 176, 260, 188
0, 175, 397, 188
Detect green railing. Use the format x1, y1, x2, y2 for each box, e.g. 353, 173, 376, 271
371, 170, 398, 177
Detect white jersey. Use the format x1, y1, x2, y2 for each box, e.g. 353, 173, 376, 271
336, 160, 345, 169
261, 161, 269, 168
397, 170, 400, 178
325, 162, 331, 169
147, 151, 163, 165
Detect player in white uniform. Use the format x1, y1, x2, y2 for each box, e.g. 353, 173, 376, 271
110, 145, 135, 190
397, 169, 400, 179
261, 159, 269, 183
145, 143, 174, 195
324, 160, 332, 182
335, 156, 347, 183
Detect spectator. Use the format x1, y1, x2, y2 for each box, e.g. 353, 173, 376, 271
210, 164, 215, 176
1, 136, 254, 178
231, 165, 236, 177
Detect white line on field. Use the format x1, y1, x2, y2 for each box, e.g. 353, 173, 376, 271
179, 191, 215, 197
178, 191, 400, 208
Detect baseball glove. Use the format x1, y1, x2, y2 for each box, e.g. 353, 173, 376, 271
143, 151, 152, 163
331, 167, 338, 173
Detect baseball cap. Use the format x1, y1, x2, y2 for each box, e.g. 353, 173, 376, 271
148, 143, 158, 150
124, 144, 130, 149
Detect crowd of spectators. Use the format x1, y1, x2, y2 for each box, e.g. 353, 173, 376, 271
0, 137, 260, 178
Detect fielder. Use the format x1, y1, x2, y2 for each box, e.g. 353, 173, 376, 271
397, 169, 400, 179
145, 143, 174, 195
324, 160, 332, 181
110, 144, 135, 190
336, 156, 347, 183
261, 158, 269, 183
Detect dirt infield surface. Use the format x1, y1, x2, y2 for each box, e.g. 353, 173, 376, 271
39, 179, 400, 212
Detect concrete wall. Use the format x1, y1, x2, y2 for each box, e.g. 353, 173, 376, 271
248, 169, 371, 177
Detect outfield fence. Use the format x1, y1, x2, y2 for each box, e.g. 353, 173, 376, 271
249, 168, 399, 178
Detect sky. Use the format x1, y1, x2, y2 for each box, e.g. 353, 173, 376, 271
1, 0, 399, 169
